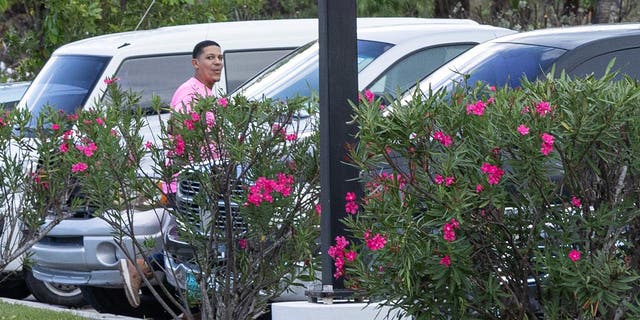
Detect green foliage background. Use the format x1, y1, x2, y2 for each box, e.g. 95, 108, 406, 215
1, 0, 639, 81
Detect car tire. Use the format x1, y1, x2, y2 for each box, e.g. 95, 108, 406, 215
0, 274, 31, 299
24, 268, 85, 307
80, 285, 176, 319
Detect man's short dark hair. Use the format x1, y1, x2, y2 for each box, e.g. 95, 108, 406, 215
192, 40, 221, 58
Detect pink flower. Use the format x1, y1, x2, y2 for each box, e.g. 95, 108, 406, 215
71, 162, 88, 173
190, 112, 200, 122
366, 234, 387, 251
79, 142, 97, 157
345, 201, 359, 215
521, 106, 530, 114
51, 123, 60, 130
360, 89, 375, 103
487, 96, 495, 104
449, 218, 460, 229
335, 236, 348, 250
183, 119, 195, 130
238, 239, 248, 249
434, 174, 444, 185
481, 162, 504, 185
489, 85, 496, 91
345, 192, 356, 202
571, 196, 582, 208
315, 203, 322, 216
517, 124, 530, 135
439, 255, 451, 267
433, 131, 453, 147
466, 100, 486, 116
345, 251, 357, 262
285, 133, 297, 141
535, 101, 552, 117
59, 143, 69, 153
173, 135, 185, 156
475, 184, 484, 193
103, 77, 120, 85
540, 133, 555, 156
568, 249, 581, 262
217, 97, 229, 107
95, 118, 105, 126
541, 133, 554, 144
444, 176, 455, 187
145, 141, 153, 149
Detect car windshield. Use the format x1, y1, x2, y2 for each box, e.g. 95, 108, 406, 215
416, 42, 567, 94
19, 55, 110, 127
234, 39, 393, 100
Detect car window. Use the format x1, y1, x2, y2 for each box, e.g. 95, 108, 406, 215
569, 48, 640, 80
235, 40, 393, 101
368, 44, 473, 99
224, 49, 294, 93
420, 43, 567, 94
21, 55, 109, 126
114, 54, 195, 110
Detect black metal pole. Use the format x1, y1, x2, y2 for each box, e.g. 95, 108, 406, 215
317, 0, 359, 298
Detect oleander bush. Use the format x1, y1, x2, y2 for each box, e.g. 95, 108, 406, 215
337, 71, 640, 319
43, 79, 321, 320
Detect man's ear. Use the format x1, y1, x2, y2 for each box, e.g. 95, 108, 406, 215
191, 58, 198, 69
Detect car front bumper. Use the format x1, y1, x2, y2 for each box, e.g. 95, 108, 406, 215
30, 208, 173, 287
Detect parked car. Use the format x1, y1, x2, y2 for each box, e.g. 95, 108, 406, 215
409, 23, 640, 95
233, 23, 515, 102
22, 17, 478, 318
0, 81, 30, 110
0, 80, 85, 306
164, 22, 515, 305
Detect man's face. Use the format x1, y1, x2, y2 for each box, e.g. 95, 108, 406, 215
193, 45, 223, 86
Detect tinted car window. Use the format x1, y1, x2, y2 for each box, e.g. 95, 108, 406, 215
236, 40, 393, 100
21, 55, 109, 126
569, 48, 640, 80
368, 44, 473, 99
224, 49, 294, 93
115, 54, 195, 110
422, 43, 567, 93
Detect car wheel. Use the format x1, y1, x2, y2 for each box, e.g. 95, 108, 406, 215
0, 273, 31, 299
24, 268, 85, 307
80, 285, 176, 319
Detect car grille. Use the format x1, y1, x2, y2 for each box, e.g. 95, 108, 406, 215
176, 177, 247, 234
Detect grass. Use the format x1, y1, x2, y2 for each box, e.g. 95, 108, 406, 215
0, 300, 87, 320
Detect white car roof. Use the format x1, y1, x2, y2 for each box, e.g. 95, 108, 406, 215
54, 18, 479, 57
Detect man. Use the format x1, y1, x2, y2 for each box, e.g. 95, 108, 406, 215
119, 39, 224, 310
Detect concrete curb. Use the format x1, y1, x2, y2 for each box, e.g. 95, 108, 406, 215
0, 297, 142, 320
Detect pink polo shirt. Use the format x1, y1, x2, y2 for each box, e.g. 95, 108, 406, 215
170, 77, 214, 113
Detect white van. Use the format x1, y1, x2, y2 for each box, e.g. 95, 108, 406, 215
19, 17, 478, 316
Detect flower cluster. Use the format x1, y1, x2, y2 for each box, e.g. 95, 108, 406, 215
328, 236, 357, 279
443, 218, 460, 242
360, 89, 375, 103
433, 130, 453, 147
571, 196, 582, 208
434, 174, 455, 187
535, 101, 552, 117
540, 133, 554, 156
245, 173, 295, 206
466, 100, 487, 116
480, 162, 504, 185
364, 230, 387, 251
345, 192, 359, 214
